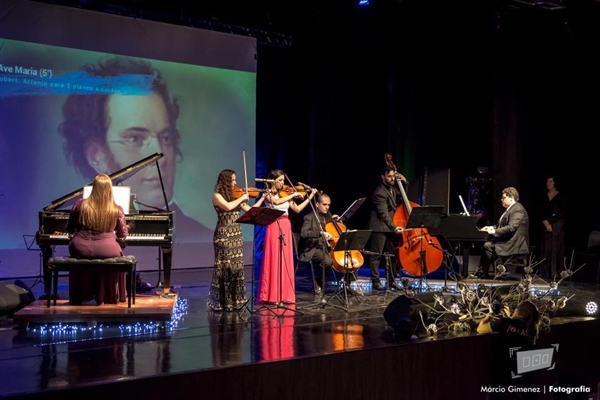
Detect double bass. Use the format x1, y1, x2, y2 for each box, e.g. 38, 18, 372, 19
385, 153, 443, 276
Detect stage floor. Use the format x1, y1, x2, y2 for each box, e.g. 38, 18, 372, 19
12, 293, 178, 327
1, 265, 599, 399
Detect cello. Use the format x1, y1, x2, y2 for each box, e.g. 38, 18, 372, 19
324, 214, 365, 273
384, 153, 443, 276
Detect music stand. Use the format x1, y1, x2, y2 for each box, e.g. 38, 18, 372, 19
235, 207, 284, 315
328, 230, 372, 311
338, 197, 367, 222
23, 234, 44, 292
405, 206, 443, 230
404, 206, 444, 292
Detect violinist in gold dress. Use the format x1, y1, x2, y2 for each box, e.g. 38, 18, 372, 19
208, 169, 265, 311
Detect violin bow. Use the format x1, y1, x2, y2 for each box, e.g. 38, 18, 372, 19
242, 149, 249, 197
299, 181, 327, 245
284, 173, 300, 198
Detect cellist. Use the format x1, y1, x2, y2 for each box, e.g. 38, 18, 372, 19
298, 193, 338, 296
367, 166, 408, 291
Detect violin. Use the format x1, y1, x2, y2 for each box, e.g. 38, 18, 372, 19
279, 185, 307, 198
233, 185, 261, 198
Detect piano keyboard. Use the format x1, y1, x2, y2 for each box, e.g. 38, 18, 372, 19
43, 233, 168, 241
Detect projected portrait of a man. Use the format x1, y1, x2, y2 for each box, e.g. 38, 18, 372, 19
58, 56, 211, 242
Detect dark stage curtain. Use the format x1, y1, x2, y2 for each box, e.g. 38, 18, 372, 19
254, 0, 600, 260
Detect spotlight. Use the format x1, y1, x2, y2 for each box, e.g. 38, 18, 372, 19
358, 0, 370, 6
585, 301, 598, 316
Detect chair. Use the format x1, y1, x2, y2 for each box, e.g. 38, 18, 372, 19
571, 230, 600, 284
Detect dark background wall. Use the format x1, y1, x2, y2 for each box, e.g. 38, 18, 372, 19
31, 0, 600, 254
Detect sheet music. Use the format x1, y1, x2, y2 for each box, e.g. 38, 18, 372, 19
458, 195, 470, 216
83, 185, 131, 214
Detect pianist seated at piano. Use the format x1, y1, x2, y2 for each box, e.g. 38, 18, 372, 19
66, 174, 129, 305
477, 187, 530, 280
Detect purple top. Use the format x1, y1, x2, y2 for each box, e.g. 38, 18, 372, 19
66, 198, 128, 258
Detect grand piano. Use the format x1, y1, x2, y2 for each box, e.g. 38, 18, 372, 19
428, 214, 489, 277
36, 153, 174, 297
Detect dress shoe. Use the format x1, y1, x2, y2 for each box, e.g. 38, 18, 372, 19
388, 281, 403, 291
474, 269, 489, 280
372, 281, 385, 291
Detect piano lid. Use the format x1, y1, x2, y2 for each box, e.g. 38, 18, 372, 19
43, 153, 164, 211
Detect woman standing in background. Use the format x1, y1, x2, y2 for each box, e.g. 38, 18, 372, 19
538, 175, 566, 279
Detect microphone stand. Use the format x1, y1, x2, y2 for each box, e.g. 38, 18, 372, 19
426, 235, 455, 293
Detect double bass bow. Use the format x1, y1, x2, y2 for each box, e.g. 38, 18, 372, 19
384, 153, 443, 276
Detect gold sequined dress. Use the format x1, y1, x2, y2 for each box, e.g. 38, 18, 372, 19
207, 205, 247, 311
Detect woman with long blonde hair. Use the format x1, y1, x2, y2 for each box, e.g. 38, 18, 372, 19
67, 174, 129, 305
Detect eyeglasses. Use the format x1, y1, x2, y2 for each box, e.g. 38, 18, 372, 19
109, 129, 174, 152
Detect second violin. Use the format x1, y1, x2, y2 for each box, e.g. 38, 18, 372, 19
279, 185, 307, 199
233, 185, 261, 198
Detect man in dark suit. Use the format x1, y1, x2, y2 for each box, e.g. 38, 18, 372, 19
298, 194, 337, 295
478, 186, 530, 279
367, 166, 407, 291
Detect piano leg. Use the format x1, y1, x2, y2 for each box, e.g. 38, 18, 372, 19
462, 246, 472, 277
161, 246, 173, 296
40, 245, 54, 300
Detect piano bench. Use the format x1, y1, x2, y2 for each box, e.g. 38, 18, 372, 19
500, 254, 529, 275
46, 256, 137, 308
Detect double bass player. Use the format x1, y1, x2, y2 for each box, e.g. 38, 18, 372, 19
367, 166, 407, 291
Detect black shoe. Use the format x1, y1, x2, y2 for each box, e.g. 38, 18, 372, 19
388, 281, 402, 291
474, 269, 489, 279
372, 281, 385, 291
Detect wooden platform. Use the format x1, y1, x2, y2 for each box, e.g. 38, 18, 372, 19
12, 293, 178, 327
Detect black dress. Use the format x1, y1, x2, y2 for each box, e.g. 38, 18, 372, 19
538, 191, 566, 278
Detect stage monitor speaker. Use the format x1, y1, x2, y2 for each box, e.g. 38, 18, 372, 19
422, 167, 450, 215
0, 280, 35, 316
383, 293, 438, 340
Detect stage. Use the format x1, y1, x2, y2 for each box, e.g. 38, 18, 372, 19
1, 265, 599, 400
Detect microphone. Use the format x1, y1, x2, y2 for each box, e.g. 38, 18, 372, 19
256, 178, 276, 183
